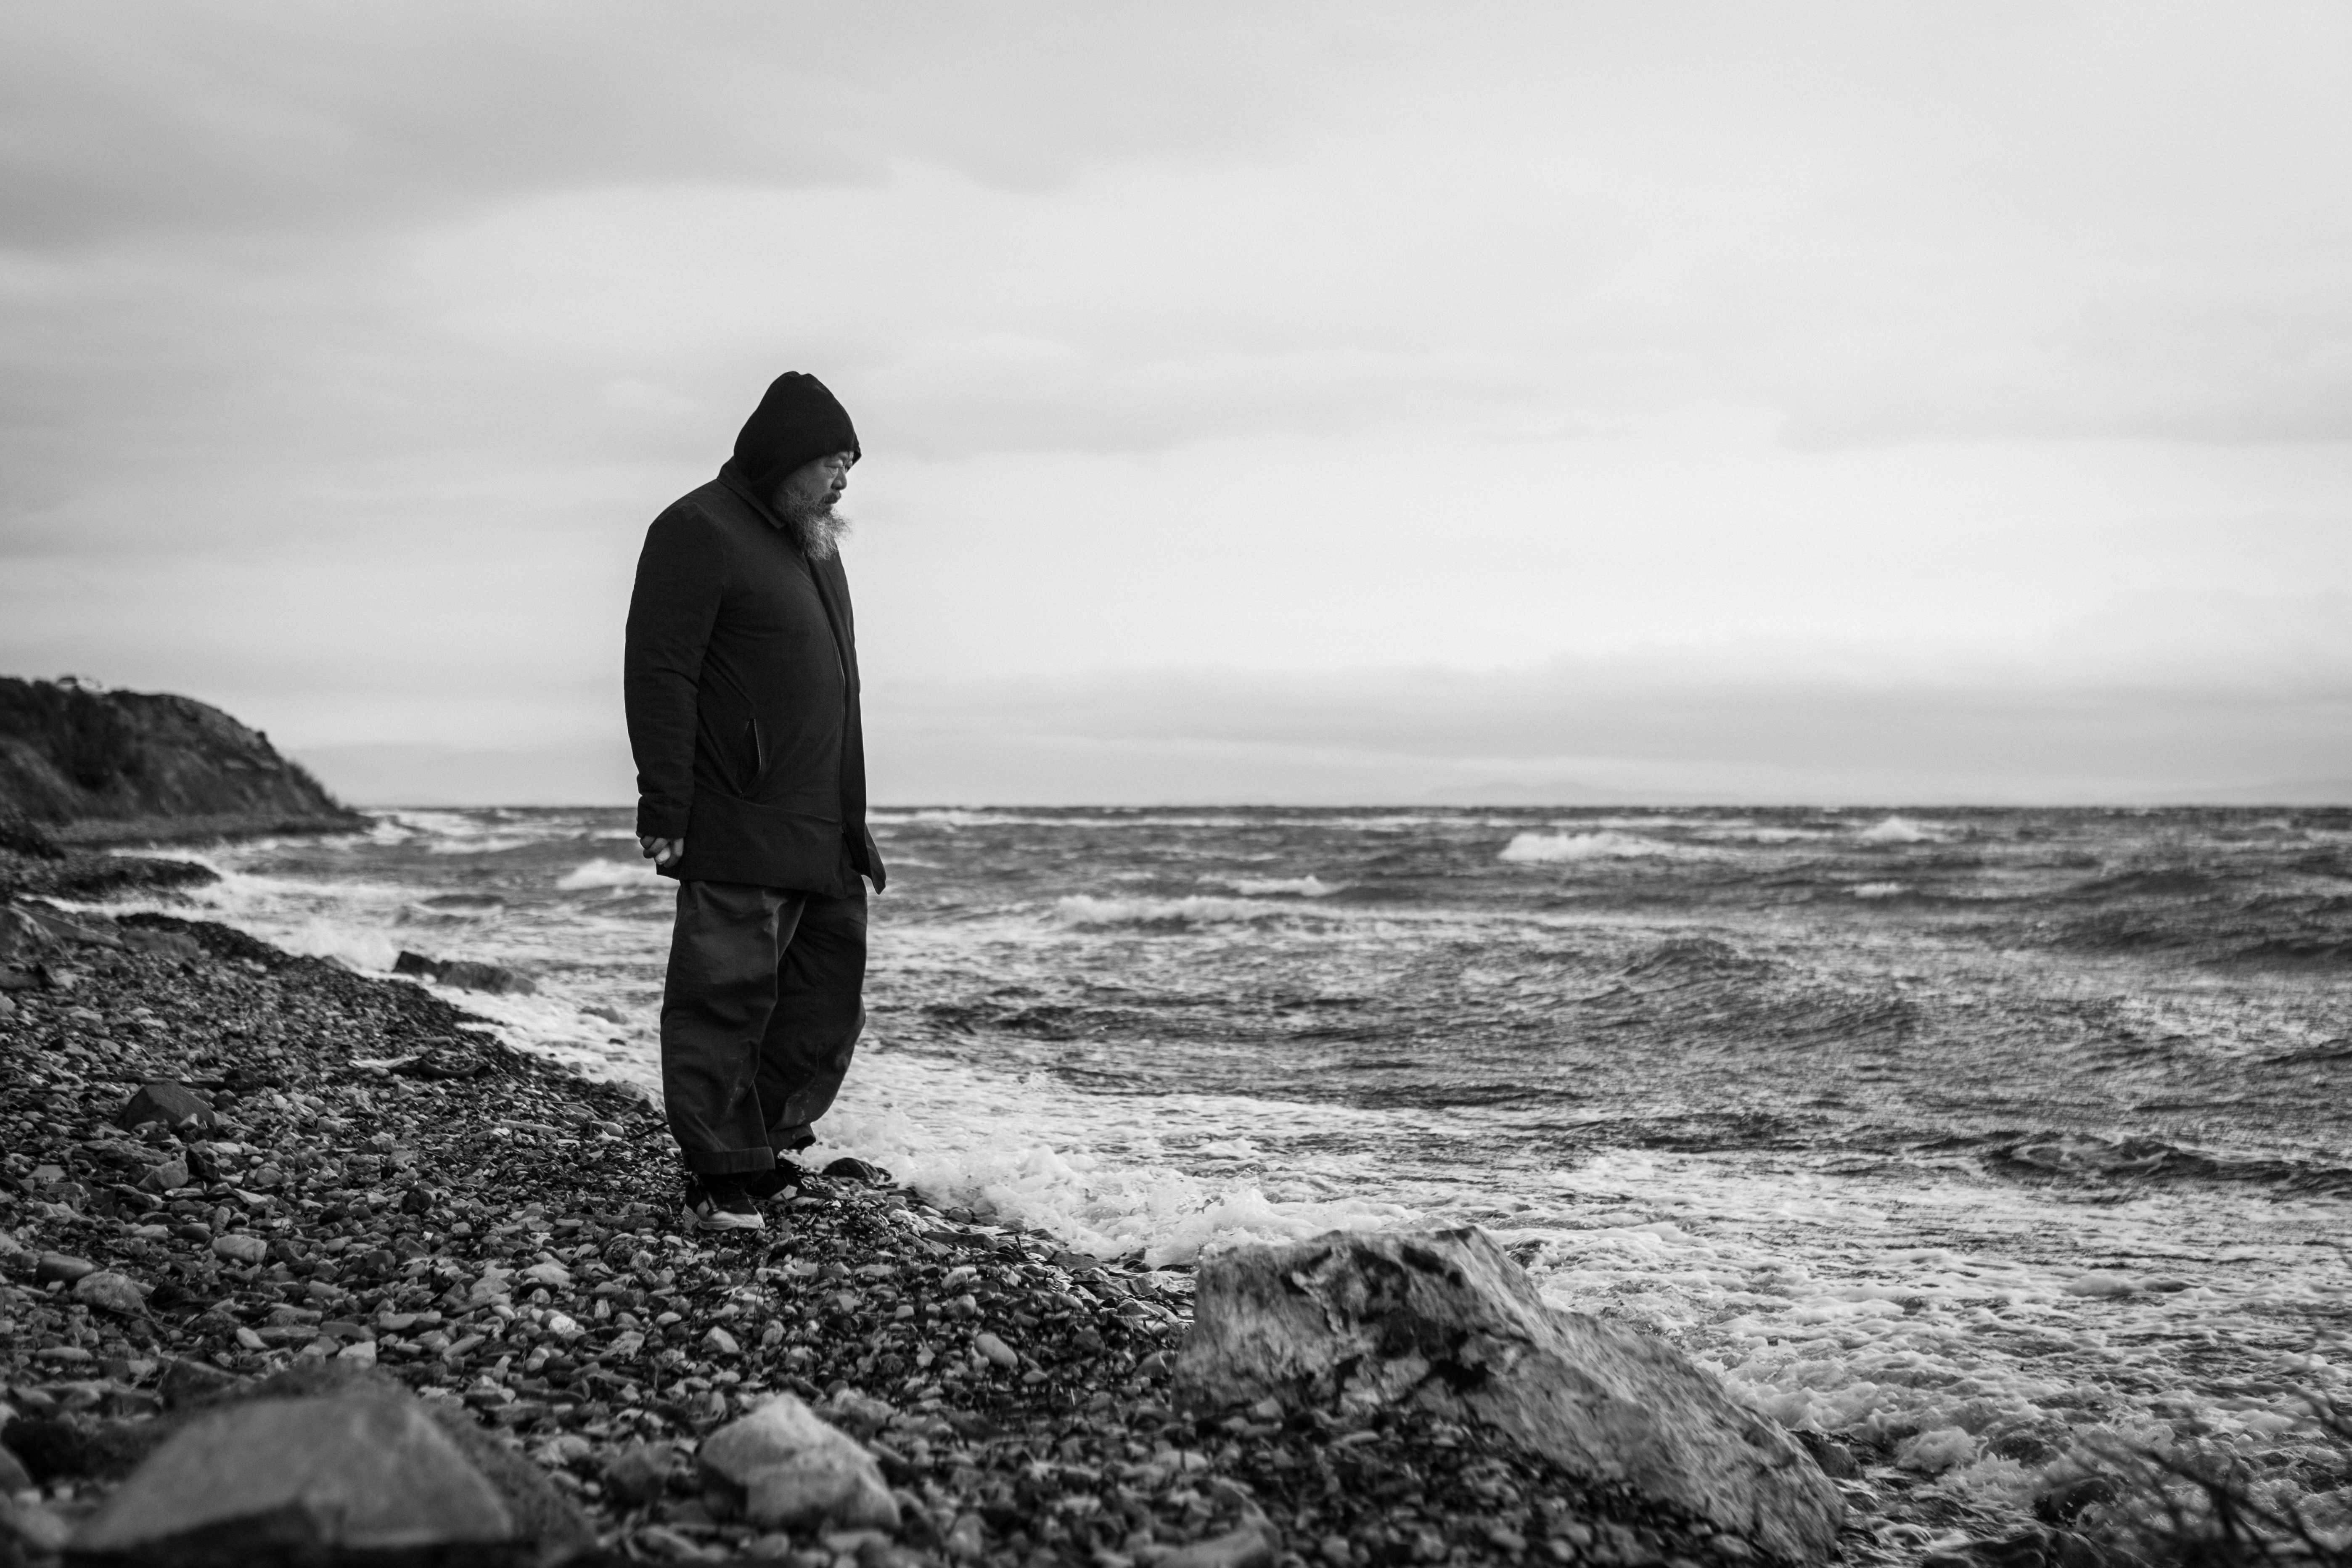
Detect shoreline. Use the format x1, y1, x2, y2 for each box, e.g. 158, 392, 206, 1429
0, 901, 1806, 1567
1, 810, 373, 905
47, 811, 372, 850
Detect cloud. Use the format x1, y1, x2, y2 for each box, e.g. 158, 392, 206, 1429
5, 1, 2352, 808
862, 653, 2352, 805
0, 5, 1323, 248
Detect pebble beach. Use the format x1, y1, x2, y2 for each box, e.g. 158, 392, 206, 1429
0, 890, 1802, 1568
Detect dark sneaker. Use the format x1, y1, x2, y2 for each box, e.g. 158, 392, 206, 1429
744, 1158, 809, 1200
684, 1178, 765, 1232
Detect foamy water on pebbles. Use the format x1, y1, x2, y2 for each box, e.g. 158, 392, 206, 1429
87, 803, 2352, 1546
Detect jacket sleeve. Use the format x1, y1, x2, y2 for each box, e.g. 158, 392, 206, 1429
623, 505, 724, 841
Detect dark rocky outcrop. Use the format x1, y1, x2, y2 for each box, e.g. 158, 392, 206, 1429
1176, 1227, 1846, 1564
0, 676, 363, 836
392, 951, 539, 997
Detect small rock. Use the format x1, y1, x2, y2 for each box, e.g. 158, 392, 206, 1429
946, 1513, 987, 1560
114, 1081, 216, 1133
532, 1433, 595, 1470
212, 1234, 268, 1266
158, 1358, 241, 1409
0, 1444, 33, 1493
972, 1332, 1018, 1370
69, 1392, 514, 1560
140, 1157, 192, 1193
1162, 1522, 1281, 1568
1, 1496, 74, 1555
73, 1271, 147, 1316
637, 1522, 715, 1560
435, 960, 536, 996
11, 905, 119, 949
36, 1251, 98, 1284
697, 1392, 900, 1531
603, 1440, 676, 1505
702, 1326, 740, 1356
0, 905, 52, 961
824, 1390, 895, 1439
122, 928, 204, 959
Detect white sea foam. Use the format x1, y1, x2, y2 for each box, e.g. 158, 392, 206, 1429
1510, 1148, 2352, 1517
1498, 830, 1709, 863
1052, 894, 1338, 928
1851, 882, 1908, 898
1859, 815, 1948, 843
1695, 825, 1846, 843
803, 1052, 1415, 1264
556, 857, 659, 891
1205, 875, 1339, 897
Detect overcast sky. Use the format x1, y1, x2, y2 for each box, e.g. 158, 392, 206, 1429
4, 2, 2348, 804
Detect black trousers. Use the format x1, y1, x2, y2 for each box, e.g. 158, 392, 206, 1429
659, 875, 867, 1177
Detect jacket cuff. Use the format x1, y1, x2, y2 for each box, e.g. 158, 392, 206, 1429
636, 798, 689, 840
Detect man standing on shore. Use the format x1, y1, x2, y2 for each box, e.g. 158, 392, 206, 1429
623, 372, 886, 1232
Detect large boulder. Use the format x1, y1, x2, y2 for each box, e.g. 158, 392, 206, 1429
697, 1392, 900, 1531
1176, 1227, 1844, 1564
67, 1391, 524, 1566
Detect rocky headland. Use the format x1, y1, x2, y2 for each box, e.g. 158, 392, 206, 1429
0, 897, 1893, 1568
0, 675, 367, 906
0, 677, 361, 836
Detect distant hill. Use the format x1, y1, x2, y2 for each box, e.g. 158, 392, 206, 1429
0, 677, 365, 842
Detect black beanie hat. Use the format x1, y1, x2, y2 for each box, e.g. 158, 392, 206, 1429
732, 372, 860, 493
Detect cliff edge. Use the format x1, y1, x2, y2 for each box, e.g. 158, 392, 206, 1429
0, 677, 365, 845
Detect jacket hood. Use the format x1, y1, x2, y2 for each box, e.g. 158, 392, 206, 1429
731, 372, 860, 495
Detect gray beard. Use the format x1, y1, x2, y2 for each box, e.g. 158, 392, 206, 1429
778, 500, 851, 560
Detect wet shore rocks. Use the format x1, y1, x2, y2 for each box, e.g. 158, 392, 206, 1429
0, 897, 1849, 1567
1174, 1230, 1841, 1564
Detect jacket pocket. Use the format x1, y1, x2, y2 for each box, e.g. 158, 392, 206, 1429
736, 721, 765, 794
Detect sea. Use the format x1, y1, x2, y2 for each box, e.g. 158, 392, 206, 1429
98, 804, 2352, 1542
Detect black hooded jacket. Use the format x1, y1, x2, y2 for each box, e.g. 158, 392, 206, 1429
622, 375, 883, 894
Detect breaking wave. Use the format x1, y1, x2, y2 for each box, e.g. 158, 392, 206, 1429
1857, 814, 1948, 843
556, 857, 660, 891
1207, 875, 1339, 897
1498, 830, 1707, 863
1052, 895, 1336, 929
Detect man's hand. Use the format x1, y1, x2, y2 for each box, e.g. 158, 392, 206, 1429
639, 836, 684, 868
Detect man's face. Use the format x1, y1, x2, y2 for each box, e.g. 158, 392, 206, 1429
775, 451, 855, 518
